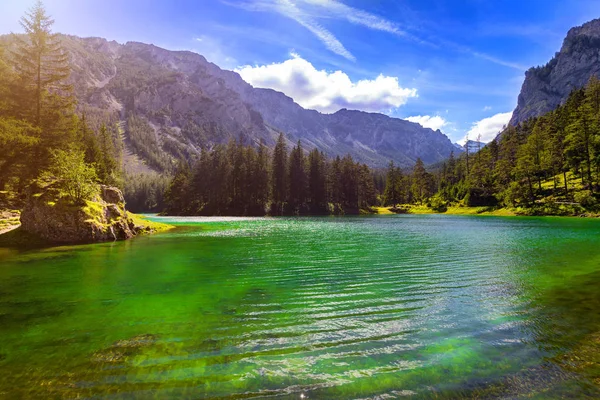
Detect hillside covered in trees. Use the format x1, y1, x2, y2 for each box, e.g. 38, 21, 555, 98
425, 77, 600, 216
2, 1, 600, 220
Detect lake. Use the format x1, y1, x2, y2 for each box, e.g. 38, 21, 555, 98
1, 215, 600, 398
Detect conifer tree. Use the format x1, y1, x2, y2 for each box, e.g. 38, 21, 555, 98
11, 0, 73, 127
383, 161, 403, 206
411, 158, 432, 203
271, 133, 288, 212
308, 149, 327, 212
288, 140, 307, 211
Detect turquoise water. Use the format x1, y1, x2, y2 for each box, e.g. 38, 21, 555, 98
1, 215, 600, 398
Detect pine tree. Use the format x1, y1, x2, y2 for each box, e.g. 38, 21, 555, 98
358, 164, 377, 208
11, 1, 73, 127
9, 1, 75, 184
98, 124, 119, 185
288, 140, 307, 212
271, 133, 288, 212
328, 156, 342, 206
383, 161, 403, 206
411, 158, 432, 203
308, 149, 327, 212
165, 161, 191, 215
254, 141, 270, 211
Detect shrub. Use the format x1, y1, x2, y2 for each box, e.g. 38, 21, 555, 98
574, 190, 597, 208
42, 148, 99, 205
428, 195, 448, 213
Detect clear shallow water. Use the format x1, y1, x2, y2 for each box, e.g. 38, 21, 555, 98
1, 215, 600, 398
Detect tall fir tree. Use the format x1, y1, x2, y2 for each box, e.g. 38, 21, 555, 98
288, 140, 307, 212
271, 133, 288, 212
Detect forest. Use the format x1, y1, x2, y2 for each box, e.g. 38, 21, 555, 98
163, 135, 378, 216
1, 2, 600, 218
428, 77, 600, 215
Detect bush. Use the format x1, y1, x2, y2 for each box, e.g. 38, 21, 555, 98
427, 195, 448, 213
42, 148, 99, 205
574, 190, 597, 208
502, 181, 530, 207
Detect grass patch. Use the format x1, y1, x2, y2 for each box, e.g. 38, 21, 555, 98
407, 205, 436, 214
129, 213, 173, 233
83, 200, 105, 220
373, 207, 395, 215
374, 205, 518, 217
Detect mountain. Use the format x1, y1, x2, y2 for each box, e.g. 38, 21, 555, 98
1, 34, 457, 170
510, 18, 600, 125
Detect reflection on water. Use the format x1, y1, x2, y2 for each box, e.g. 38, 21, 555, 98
1, 215, 600, 398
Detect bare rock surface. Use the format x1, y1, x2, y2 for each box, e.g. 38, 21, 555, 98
511, 19, 600, 125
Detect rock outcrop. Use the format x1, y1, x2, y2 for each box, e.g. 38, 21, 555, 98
20, 185, 141, 244
510, 18, 600, 125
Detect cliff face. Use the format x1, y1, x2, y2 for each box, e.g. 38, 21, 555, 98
1, 34, 458, 169
510, 19, 600, 125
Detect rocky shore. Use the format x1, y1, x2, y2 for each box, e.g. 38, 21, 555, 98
18, 185, 154, 244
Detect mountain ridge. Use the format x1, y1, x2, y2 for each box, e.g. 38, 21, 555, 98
1, 34, 458, 170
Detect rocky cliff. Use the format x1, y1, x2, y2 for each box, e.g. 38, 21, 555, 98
20, 185, 143, 244
511, 18, 600, 125
1, 34, 457, 168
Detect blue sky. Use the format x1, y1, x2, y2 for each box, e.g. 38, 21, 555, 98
2, 0, 600, 143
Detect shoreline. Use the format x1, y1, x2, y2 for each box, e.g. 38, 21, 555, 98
373, 206, 600, 218
0, 212, 174, 249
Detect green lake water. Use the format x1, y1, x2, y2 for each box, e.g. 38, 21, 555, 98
1, 215, 600, 399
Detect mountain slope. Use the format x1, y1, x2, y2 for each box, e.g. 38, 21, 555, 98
3, 34, 459, 169
510, 18, 600, 125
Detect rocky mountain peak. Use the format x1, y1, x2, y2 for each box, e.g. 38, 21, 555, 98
510, 18, 600, 125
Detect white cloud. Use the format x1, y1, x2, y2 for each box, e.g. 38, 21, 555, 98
236, 54, 417, 113
459, 112, 512, 145
405, 115, 447, 131
482, 105, 492, 111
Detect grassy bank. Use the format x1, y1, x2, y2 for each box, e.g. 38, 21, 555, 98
129, 213, 174, 233
374, 205, 516, 217
374, 205, 599, 217
374, 204, 600, 218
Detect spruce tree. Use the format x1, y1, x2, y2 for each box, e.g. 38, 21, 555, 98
383, 161, 403, 206
11, 0, 73, 127
288, 140, 307, 211
308, 149, 327, 212
271, 133, 288, 212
